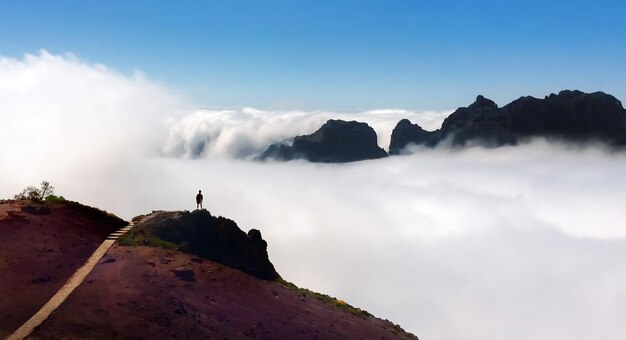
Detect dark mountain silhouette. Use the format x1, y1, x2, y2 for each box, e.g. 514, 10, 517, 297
259, 119, 388, 162
389, 119, 438, 154
126, 210, 279, 280
390, 90, 626, 154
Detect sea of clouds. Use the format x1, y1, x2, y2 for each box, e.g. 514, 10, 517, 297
2, 51, 626, 339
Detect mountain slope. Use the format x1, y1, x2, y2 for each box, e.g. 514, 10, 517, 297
31, 242, 415, 339
0, 199, 126, 338
2, 206, 417, 339
259, 119, 388, 163
389, 90, 626, 153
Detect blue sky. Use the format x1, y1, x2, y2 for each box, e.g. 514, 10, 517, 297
1, 0, 625, 109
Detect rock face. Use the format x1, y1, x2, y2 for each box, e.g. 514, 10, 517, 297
502, 90, 626, 142
129, 210, 279, 280
437, 94, 518, 147
171, 266, 196, 282
21, 204, 51, 215
259, 119, 388, 163
389, 90, 626, 153
388, 119, 437, 155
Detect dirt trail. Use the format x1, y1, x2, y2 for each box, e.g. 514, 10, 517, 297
6, 224, 134, 340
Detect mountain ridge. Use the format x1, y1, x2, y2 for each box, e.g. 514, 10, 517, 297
390, 90, 626, 154
256, 90, 626, 161
0, 199, 417, 339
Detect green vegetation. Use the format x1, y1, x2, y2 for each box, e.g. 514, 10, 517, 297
11, 181, 125, 226
278, 280, 409, 335
277, 278, 372, 318
14, 181, 59, 201
118, 230, 178, 250
117, 235, 138, 247
145, 235, 179, 249
45, 195, 66, 202
276, 277, 299, 290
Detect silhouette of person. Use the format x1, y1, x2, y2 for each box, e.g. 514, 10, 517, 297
196, 190, 203, 210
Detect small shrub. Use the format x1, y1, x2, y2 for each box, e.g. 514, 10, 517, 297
118, 235, 138, 247
14, 186, 42, 200
45, 195, 66, 203
145, 235, 179, 249
14, 181, 57, 201
124, 231, 178, 250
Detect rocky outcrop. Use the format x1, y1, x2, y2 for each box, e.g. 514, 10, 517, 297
388, 119, 437, 154
389, 90, 626, 153
129, 210, 279, 280
21, 204, 51, 215
171, 266, 196, 282
502, 90, 626, 143
437, 94, 517, 147
259, 119, 387, 163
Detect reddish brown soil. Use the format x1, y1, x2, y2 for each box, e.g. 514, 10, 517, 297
0, 200, 125, 338
31, 244, 416, 339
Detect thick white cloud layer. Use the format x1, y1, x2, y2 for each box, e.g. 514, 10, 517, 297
2, 52, 626, 339
162, 107, 450, 158
0, 50, 179, 188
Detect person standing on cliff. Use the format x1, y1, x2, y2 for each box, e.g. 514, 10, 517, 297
196, 190, 203, 210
